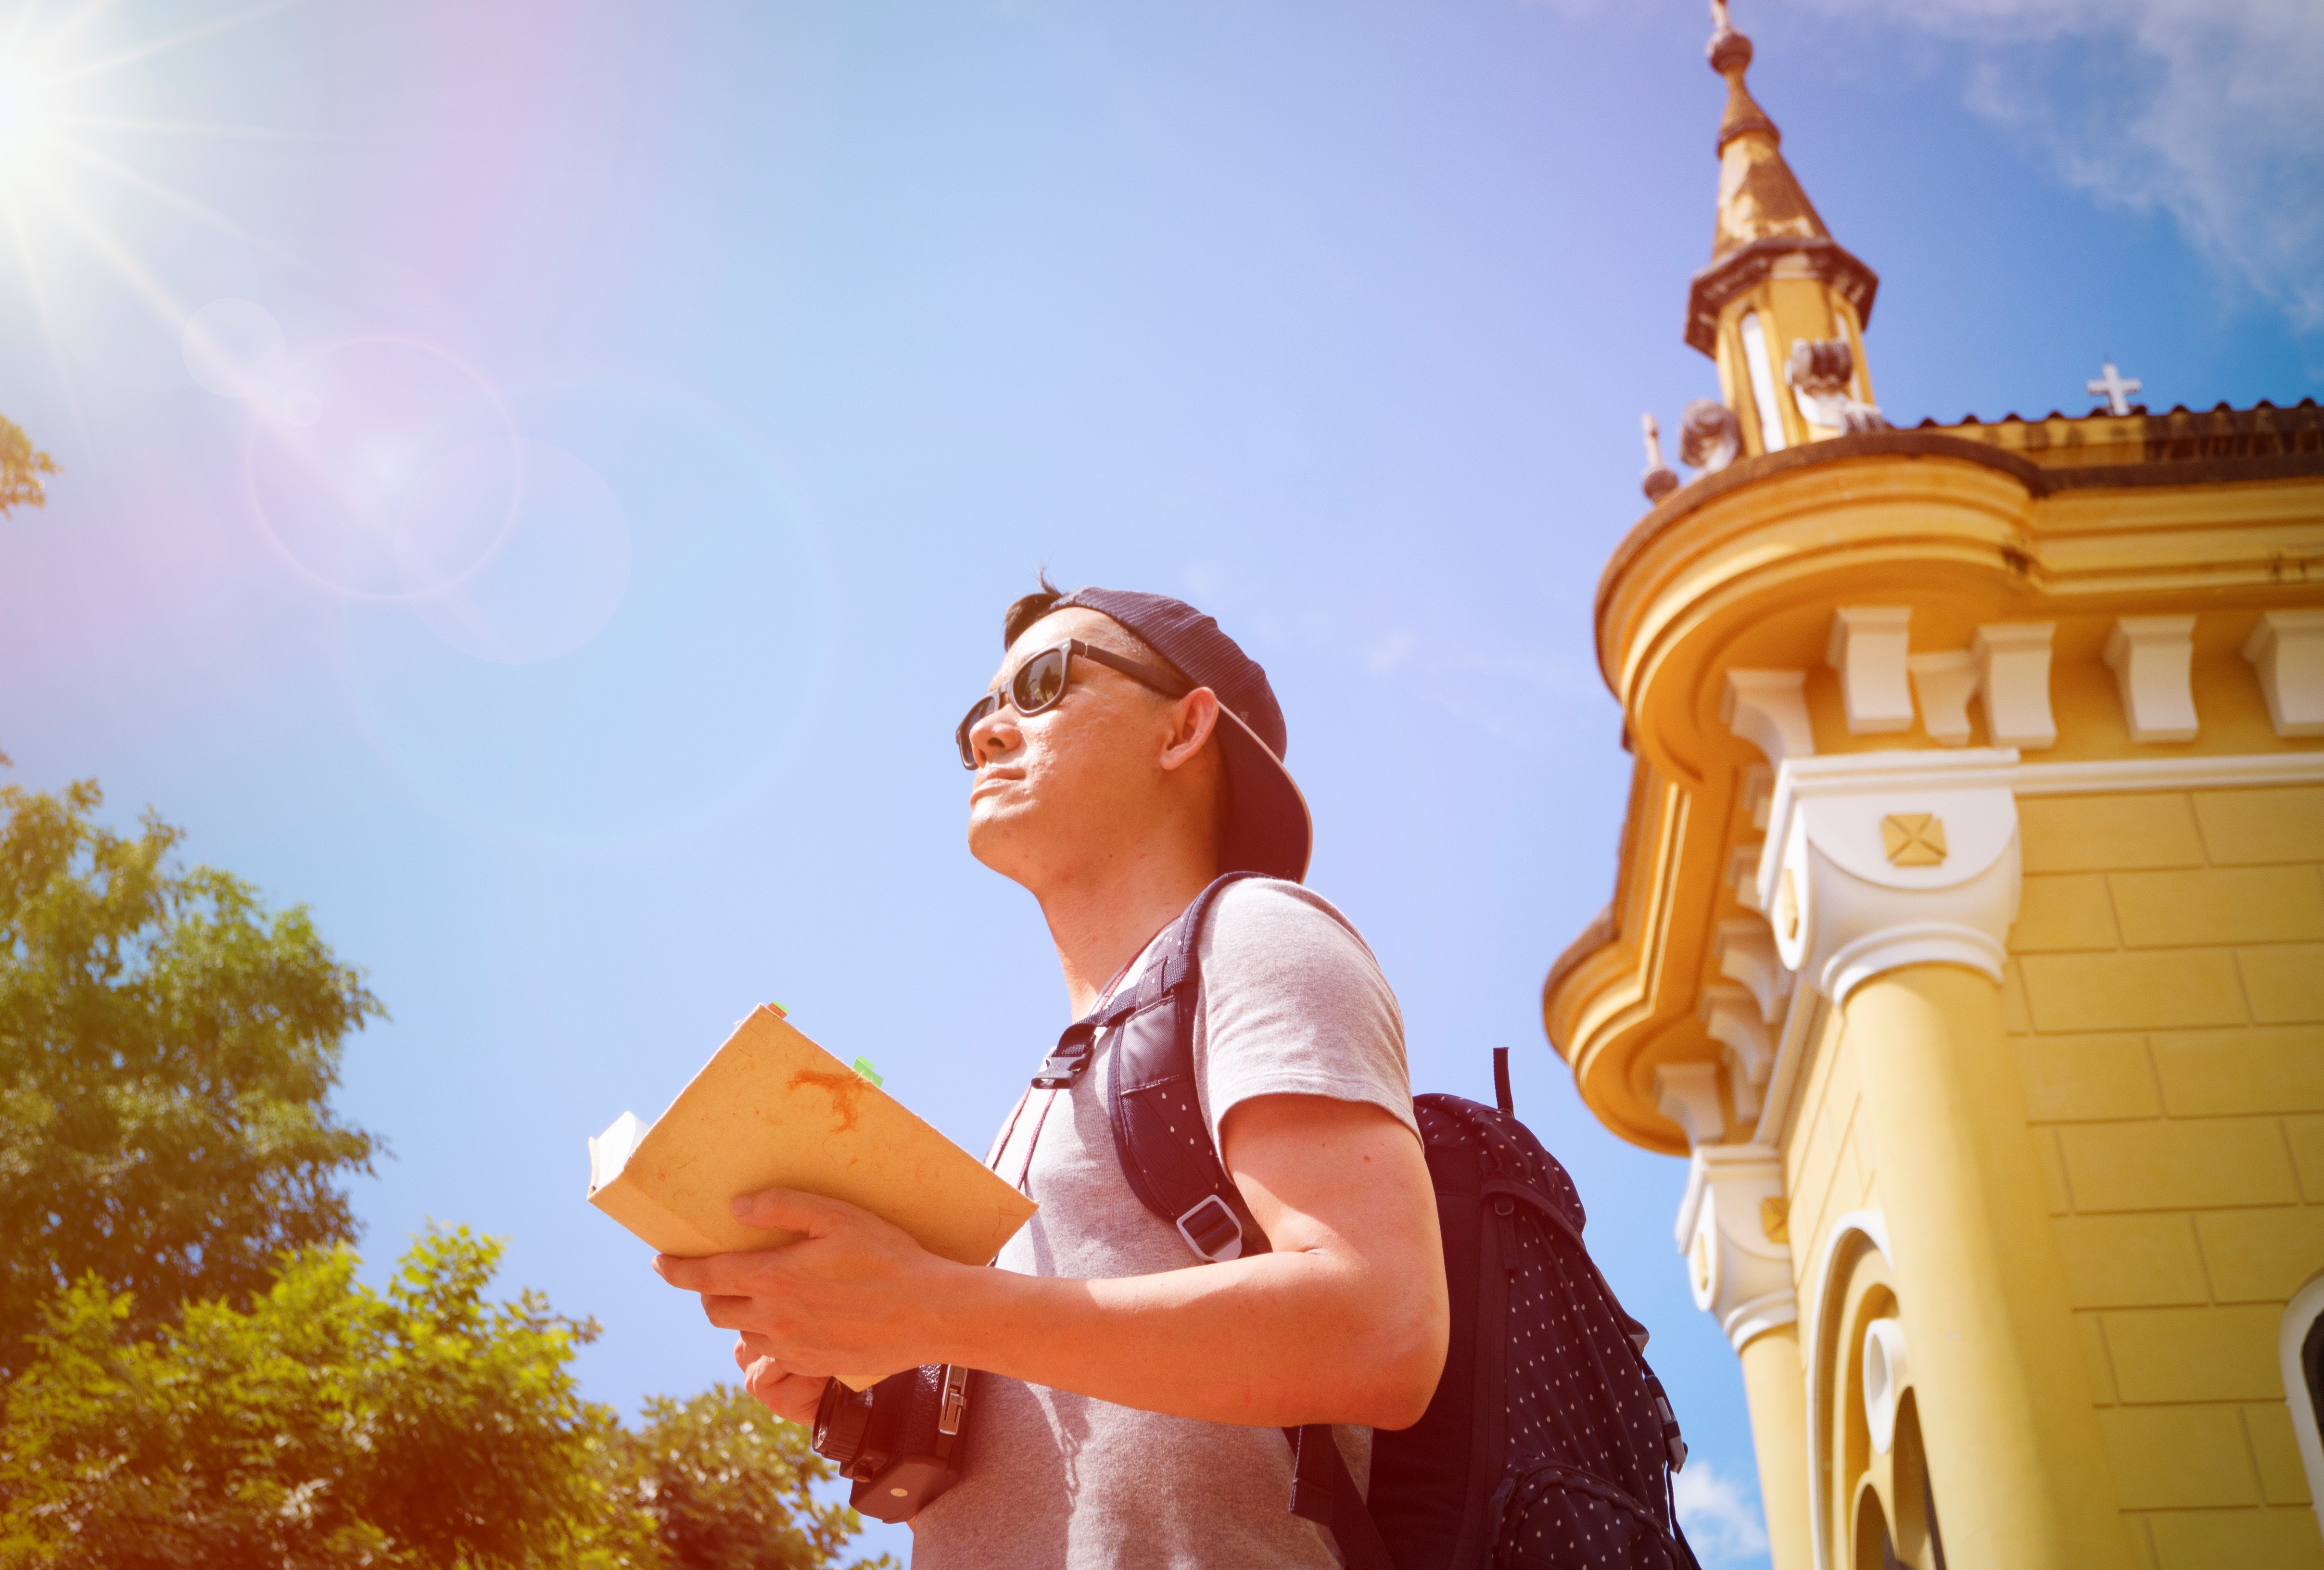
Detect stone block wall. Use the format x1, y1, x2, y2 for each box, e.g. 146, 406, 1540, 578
2004, 783, 2324, 1569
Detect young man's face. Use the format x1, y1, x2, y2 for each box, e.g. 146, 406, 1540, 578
964, 607, 1206, 892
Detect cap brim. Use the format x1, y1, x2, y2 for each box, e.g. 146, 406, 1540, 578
1212, 704, 1313, 883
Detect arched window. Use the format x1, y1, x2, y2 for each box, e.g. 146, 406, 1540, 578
1739, 311, 1791, 454
2280, 1276, 2324, 1544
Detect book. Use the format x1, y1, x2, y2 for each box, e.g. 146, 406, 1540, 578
588, 1004, 1038, 1346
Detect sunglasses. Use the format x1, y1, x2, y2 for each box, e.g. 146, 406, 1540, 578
957, 639, 1192, 769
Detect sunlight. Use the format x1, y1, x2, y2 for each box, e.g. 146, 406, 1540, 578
0, 0, 294, 359
0, 67, 54, 171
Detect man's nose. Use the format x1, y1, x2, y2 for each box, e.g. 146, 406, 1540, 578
970, 707, 1018, 766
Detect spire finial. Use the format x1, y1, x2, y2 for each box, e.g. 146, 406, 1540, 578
1706, 0, 1756, 86
1641, 414, 1680, 502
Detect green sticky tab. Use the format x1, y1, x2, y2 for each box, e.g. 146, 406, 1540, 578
851, 1056, 884, 1089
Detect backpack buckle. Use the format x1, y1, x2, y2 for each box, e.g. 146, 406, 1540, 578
1030, 1050, 1089, 1090
1175, 1193, 1245, 1262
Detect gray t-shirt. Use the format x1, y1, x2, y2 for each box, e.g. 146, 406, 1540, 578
908, 878, 1418, 1570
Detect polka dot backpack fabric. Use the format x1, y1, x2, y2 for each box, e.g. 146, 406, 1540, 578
1078, 875, 1702, 1570
1366, 1064, 1702, 1569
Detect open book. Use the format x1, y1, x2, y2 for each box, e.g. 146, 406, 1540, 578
588, 1002, 1036, 1272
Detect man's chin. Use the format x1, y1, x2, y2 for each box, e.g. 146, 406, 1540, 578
965, 799, 1027, 861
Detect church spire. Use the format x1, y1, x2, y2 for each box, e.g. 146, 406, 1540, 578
1684, 1, 1881, 454
1705, 0, 1827, 262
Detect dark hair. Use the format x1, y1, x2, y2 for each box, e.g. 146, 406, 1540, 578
1002, 568, 1066, 649
1000, 569, 1194, 692
997, 570, 1231, 846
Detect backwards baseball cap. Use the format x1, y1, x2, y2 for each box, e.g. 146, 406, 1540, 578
1041, 586, 1312, 884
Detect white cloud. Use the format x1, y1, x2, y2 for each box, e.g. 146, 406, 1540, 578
1673, 1456, 1771, 1566
1829, 0, 2324, 329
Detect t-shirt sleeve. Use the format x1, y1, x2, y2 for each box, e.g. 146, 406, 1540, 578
1190, 879, 1419, 1148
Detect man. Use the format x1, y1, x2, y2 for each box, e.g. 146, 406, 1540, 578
655, 582, 1448, 1567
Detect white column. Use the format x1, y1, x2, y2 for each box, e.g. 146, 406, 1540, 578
1676, 1143, 1796, 1350
1754, 748, 2022, 1003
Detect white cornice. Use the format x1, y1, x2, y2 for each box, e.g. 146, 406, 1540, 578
2013, 750, 2324, 795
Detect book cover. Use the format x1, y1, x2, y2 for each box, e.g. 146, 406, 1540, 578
588, 1004, 1036, 1271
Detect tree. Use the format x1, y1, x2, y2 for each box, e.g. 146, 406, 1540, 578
0, 782, 883, 1567
0, 418, 55, 517
0, 1231, 889, 1570
0, 1228, 658, 1568
609, 1385, 887, 1570
0, 781, 382, 1375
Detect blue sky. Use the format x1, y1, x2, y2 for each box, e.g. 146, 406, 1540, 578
3, 1, 2318, 1562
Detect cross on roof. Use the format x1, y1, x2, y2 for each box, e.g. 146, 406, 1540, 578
2087, 359, 2142, 417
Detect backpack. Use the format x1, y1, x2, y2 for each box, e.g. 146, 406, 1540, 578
1029, 873, 1702, 1570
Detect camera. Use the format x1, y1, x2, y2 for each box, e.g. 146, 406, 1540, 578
811, 1363, 973, 1523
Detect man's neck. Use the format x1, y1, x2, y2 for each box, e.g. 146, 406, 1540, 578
1038, 843, 1219, 1017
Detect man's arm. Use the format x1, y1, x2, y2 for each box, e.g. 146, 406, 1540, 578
663, 1091, 1448, 1431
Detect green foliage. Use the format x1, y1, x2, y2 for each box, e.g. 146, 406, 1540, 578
0, 782, 880, 1566
0, 780, 383, 1375
608, 1385, 889, 1570
0, 1234, 885, 1569
0, 1228, 656, 1569
0, 418, 55, 516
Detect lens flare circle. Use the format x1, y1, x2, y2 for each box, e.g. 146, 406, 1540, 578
406, 439, 634, 666
335, 377, 834, 854
242, 335, 522, 603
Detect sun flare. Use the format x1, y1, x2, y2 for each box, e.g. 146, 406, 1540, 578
0, 1, 292, 369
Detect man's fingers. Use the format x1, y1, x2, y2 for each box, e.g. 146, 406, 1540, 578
727, 1185, 861, 1236
743, 1363, 829, 1424
652, 1253, 748, 1292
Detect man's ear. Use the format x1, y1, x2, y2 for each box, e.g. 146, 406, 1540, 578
1158, 687, 1221, 772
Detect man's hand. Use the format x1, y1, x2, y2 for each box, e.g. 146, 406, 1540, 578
734, 1335, 829, 1425
652, 1188, 972, 1390
650, 1095, 1447, 1433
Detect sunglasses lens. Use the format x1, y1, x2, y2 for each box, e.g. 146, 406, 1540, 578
1013, 646, 1068, 713
956, 695, 999, 768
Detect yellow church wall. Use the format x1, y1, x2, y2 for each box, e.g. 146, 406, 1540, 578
1777, 999, 1874, 1265
1544, 10, 2324, 1563
2003, 783, 2324, 1568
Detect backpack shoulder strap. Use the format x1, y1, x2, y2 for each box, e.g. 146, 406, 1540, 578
1101, 870, 1265, 1261
1088, 872, 1397, 1570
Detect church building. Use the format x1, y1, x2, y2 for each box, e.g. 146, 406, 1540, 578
1540, 6, 2324, 1568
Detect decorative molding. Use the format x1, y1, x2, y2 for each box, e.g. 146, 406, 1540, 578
1826, 607, 1915, 734
1702, 984, 1774, 1082
2104, 615, 2199, 744
1862, 1317, 1911, 1455
1906, 650, 1978, 747
2246, 609, 2324, 739
1681, 399, 1741, 474
1684, 234, 1880, 357
2278, 1273, 2324, 1547
1974, 621, 2057, 749
1674, 1143, 1798, 1353
1715, 917, 1789, 1023
2014, 751, 2324, 796
1804, 1211, 1892, 1570
1758, 749, 2021, 1003
1880, 813, 1947, 866
1750, 974, 1822, 1148
1654, 1062, 1727, 1148
1727, 843, 1765, 911
1702, 984, 1774, 1125
1723, 669, 1814, 763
